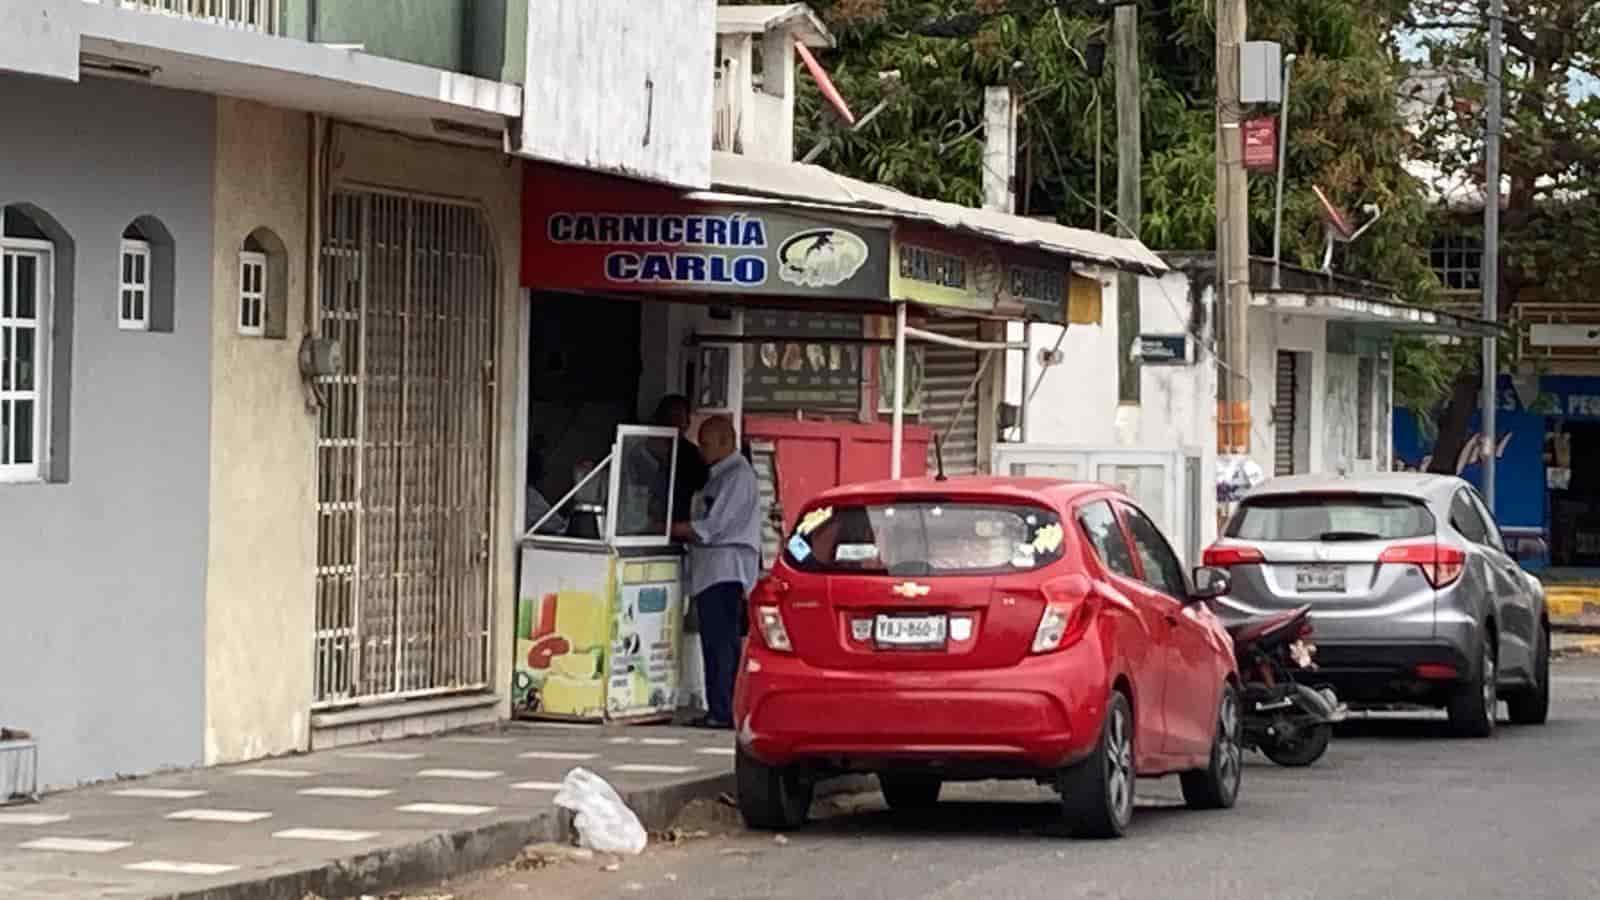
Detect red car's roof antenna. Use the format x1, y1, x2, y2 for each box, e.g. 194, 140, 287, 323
932, 434, 949, 482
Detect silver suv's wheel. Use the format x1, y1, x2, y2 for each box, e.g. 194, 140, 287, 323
1507, 622, 1551, 725
1448, 633, 1497, 738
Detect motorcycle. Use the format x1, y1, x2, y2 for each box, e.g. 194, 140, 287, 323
1225, 604, 1347, 767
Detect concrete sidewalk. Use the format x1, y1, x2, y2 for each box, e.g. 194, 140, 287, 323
0, 722, 733, 900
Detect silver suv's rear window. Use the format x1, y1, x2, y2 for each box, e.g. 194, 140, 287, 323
784, 502, 1066, 576
1227, 494, 1435, 542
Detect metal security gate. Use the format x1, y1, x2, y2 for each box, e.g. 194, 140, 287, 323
313, 189, 499, 708
921, 320, 983, 475
1274, 350, 1298, 476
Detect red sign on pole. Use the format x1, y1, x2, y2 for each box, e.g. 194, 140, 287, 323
1243, 117, 1278, 171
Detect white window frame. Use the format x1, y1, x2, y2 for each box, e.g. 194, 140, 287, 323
238, 250, 266, 337
119, 238, 152, 332
1, 240, 53, 484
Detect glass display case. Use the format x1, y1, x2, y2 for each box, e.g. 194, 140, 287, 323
514, 425, 686, 723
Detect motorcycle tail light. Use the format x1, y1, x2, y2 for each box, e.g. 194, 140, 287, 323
1032, 575, 1094, 654
1380, 541, 1466, 588
1202, 544, 1265, 567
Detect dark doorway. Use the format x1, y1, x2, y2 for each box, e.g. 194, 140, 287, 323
1549, 420, 1600, 567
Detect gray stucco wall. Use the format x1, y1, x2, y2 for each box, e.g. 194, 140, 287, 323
0, 75, 212, 789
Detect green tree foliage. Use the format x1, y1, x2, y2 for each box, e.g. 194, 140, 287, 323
752, 0, 1444, 410
1401, 0, 1600, 469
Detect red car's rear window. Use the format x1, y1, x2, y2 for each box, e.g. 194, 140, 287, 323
783, 501, 1066, 577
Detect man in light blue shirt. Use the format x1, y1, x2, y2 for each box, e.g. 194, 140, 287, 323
671, 415, 761, 729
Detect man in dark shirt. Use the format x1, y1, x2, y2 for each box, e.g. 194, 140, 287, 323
654, 394, 709, 526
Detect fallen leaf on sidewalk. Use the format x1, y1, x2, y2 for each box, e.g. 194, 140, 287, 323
650, 827, 711, 845
602, 862, 622, 872
513, 843, 595, 870
773, 834, 790, 846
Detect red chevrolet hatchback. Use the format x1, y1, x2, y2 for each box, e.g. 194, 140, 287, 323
733, 478, 1242, 838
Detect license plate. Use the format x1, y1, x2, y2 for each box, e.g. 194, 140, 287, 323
1295, 564, 1345, 592
874, 614, 947, 648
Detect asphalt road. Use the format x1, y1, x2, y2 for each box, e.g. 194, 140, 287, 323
442, 655, 1600, 900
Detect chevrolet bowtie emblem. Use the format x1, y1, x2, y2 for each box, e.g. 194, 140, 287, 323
891, 582, 931, 598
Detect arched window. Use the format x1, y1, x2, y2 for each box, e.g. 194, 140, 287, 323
239, 228, 287, 339
118, 216, 175, 333
2, 204, 73, 483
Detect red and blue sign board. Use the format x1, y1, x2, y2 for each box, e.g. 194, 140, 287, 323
521, 166, 890, 300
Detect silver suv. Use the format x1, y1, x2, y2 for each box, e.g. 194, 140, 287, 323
1205, 473, 1550, 737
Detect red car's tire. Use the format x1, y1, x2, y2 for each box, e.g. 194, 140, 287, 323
1059, 691, 1134, 839
1182, 682, 1244, 807
736, 747, 813, 831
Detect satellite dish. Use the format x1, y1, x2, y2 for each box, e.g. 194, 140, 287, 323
1313, 185, 1354, 241
1311, 185, 1383, 274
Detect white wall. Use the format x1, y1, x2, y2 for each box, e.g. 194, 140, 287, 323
1247, 308, 1327, 478
522, 0, 715, 188
1008, 271, 1219, 554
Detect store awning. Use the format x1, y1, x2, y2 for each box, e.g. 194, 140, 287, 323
1251, 290, 1503, 338
700, 152, 1167, 278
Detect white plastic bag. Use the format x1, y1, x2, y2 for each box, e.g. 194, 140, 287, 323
552, 767, 648, 855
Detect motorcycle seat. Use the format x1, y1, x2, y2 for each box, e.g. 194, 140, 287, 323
1226, 606, 1312, 647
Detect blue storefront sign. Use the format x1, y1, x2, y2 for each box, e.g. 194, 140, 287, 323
1393, 374, 1600, 544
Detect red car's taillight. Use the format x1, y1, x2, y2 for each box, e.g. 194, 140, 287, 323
1202, 544, 1265, 567
1032, 574, 1094, 654
1379, 541, 1466, 588
749, 577, 793, 653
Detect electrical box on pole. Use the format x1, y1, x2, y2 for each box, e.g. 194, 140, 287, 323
1239, 41, 1283, 105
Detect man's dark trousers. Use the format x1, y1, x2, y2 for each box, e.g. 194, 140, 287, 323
696, 581, 744, 726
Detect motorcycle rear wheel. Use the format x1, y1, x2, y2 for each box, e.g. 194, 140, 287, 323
1261, 723, 1331, 767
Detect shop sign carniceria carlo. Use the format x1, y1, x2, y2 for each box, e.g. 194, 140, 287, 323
524, 168, 891, 299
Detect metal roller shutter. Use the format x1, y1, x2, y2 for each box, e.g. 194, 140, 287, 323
920, 320, 983, 476
1274, 350, 1297, 476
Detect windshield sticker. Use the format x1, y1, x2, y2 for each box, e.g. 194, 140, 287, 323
1011, 544, 1038, 568
1032, 522, 1065, 554
786, 534, 813, 562
797, 507, 833, 536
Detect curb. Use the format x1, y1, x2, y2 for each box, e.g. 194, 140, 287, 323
1553, 637, 1600, 660
1545, 586, 1600, 633
156, 773, 734, 900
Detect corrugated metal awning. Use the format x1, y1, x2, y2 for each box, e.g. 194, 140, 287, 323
1251, 290, 1503, 338
699, 152, 1167, 278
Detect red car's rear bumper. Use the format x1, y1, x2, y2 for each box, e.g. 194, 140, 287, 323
734, 641, 1111, 772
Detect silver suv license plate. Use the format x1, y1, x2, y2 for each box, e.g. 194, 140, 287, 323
1295, 564, 1345, 592
875, 614, 947, 648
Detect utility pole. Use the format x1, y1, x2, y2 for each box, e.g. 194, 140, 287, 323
1114, 4, 1141, 407
1481, 0, 1503, 510
1216, 0, 1250, 455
